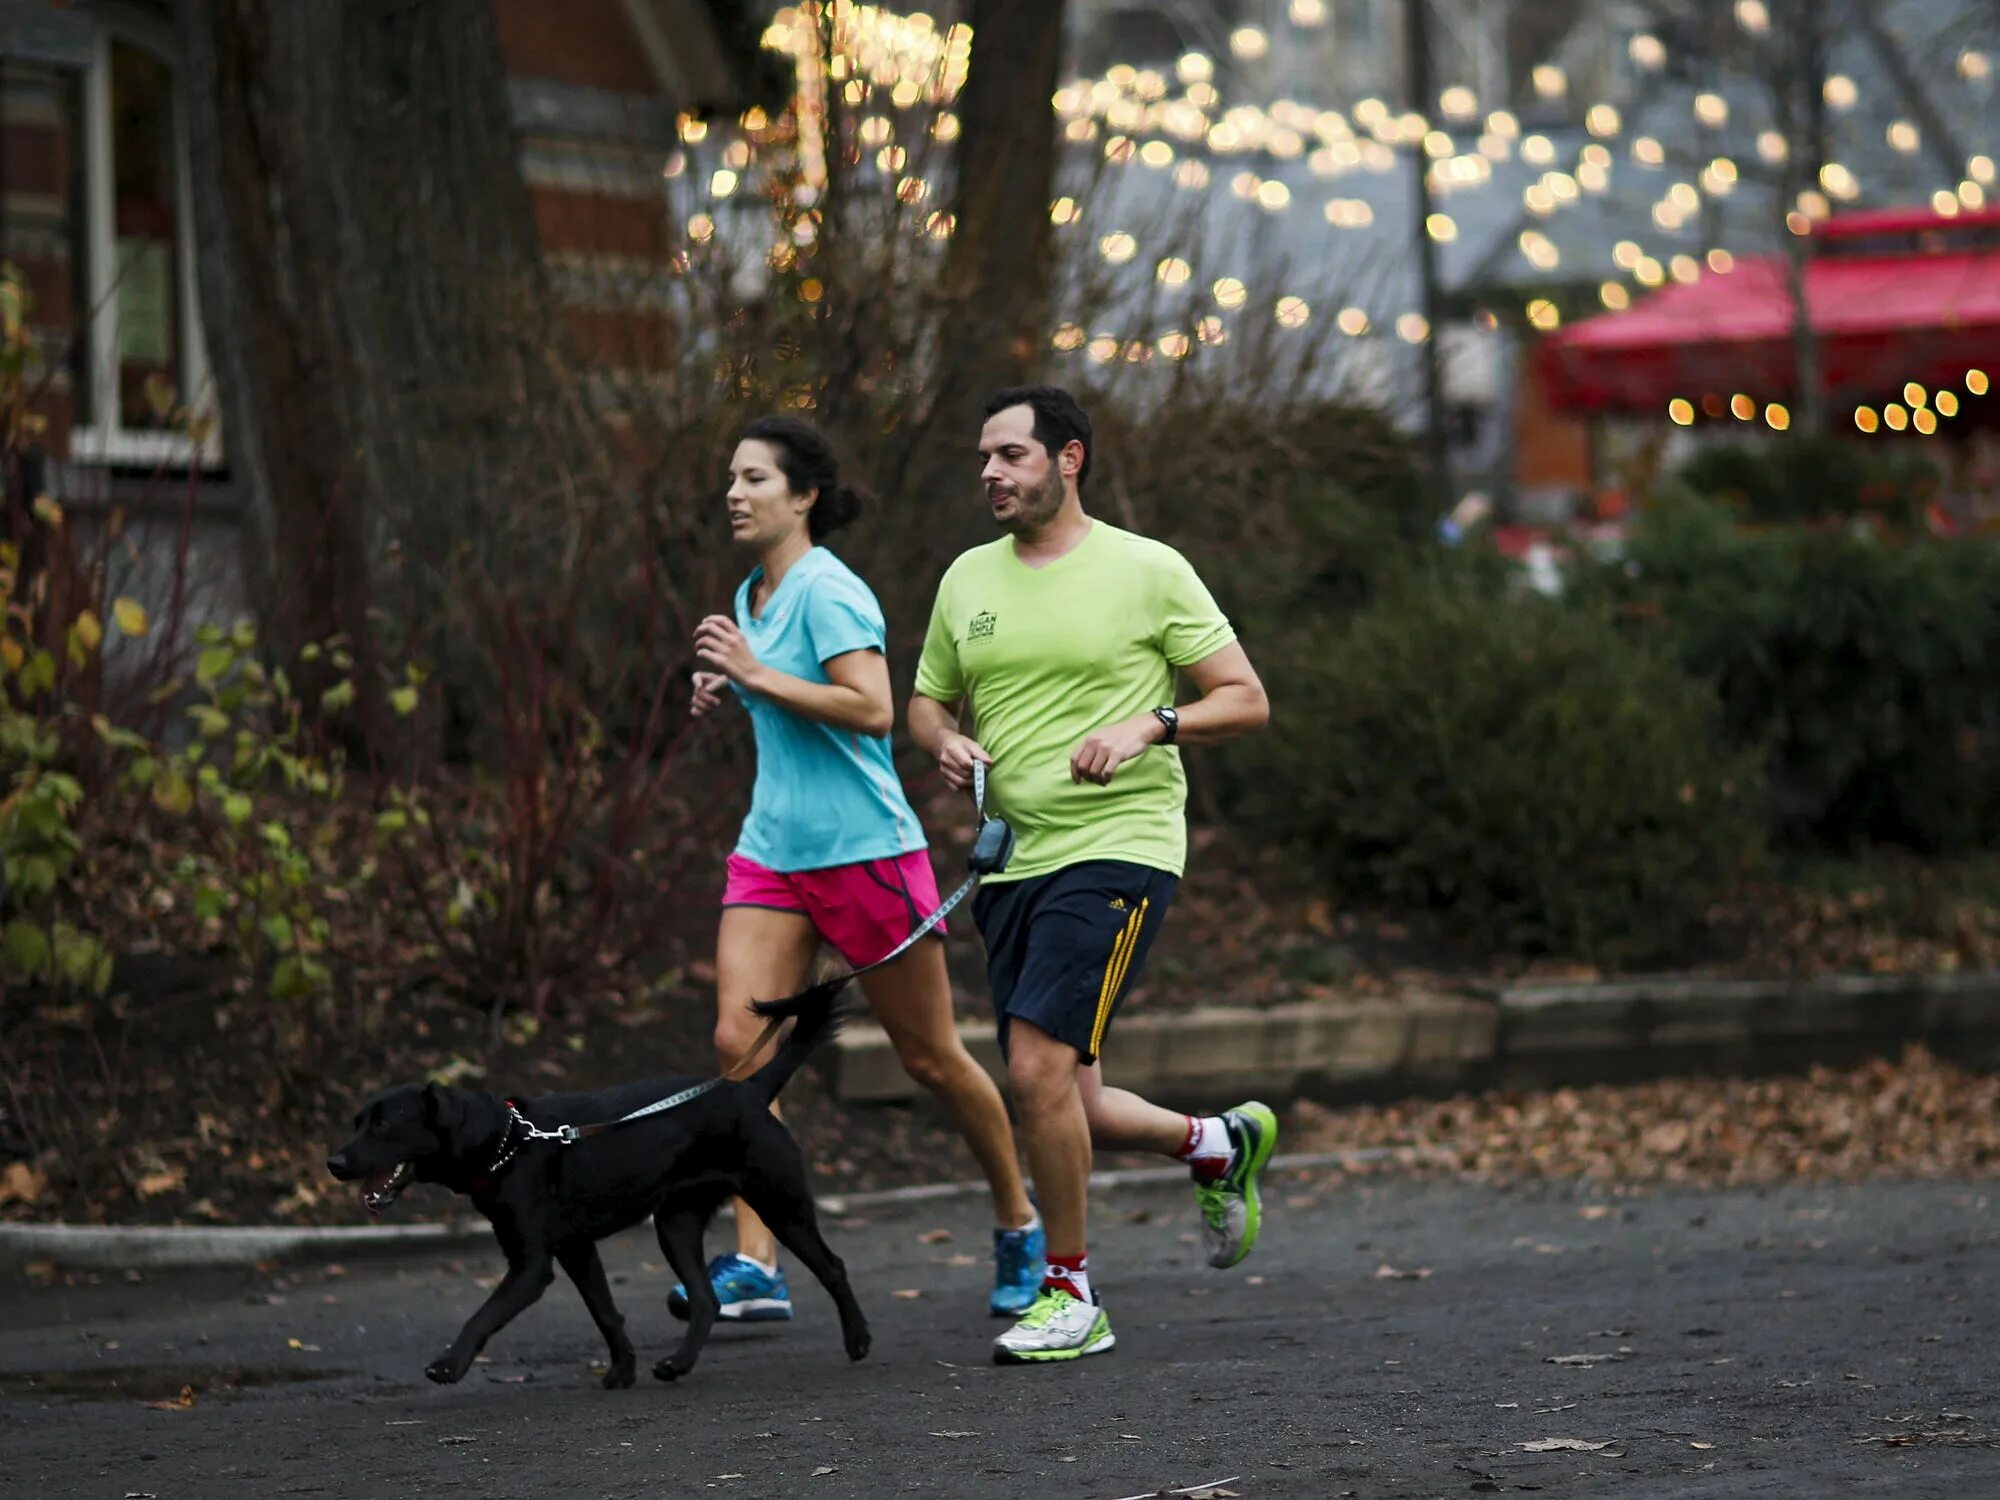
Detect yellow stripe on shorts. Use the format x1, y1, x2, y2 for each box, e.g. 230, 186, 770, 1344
1088, 898, 1149, 1058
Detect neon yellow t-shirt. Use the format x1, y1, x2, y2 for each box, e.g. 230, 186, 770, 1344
914, 521, 1235, 882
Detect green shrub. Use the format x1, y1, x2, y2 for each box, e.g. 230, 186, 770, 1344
1671, 436, 1938, 527
1121, 397, 1443, 635
1224, 576, 1765, 965
1581, 497, 2000, 853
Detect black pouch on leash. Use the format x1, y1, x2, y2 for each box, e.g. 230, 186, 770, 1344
967, 760, 1014, 875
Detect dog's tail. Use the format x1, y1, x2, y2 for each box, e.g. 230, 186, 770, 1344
741, 976, 851, 1108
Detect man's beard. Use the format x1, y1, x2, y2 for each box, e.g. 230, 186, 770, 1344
995, 467, 1066, 534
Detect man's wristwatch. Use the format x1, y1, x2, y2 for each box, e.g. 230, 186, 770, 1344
1151, 706, 1179, 745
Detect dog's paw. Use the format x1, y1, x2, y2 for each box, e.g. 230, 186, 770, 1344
651, 1353, 693, 1383
845, 1326, 872, 1363
602, 1357, 636, 1390
424, 1354, 468, 1385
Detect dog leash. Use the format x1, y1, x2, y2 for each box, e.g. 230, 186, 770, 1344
509, 762, 1011, 1147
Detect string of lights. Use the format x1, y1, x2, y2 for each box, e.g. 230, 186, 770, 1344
652, 2, 1995, 390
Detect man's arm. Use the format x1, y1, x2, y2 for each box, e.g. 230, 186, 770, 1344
1167, 640, 1269, 743
1068, 641, 1269, 785
909, 691, 991, 792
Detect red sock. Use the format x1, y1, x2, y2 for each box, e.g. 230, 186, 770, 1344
1042, 1252, 1089, 1302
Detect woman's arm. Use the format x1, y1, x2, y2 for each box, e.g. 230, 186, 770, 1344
693, 613, 892, 737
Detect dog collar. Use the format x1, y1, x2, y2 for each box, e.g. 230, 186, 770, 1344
470, 1104, 529, 1190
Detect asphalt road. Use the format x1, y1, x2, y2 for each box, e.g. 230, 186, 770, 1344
5, 1169, 1999, 1499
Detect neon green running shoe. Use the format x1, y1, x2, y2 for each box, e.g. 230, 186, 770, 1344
992, 1289, 1115, 1365
1194, 1101, 1278, 1268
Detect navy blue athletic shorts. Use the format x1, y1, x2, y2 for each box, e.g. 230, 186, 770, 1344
971, 859, 1179, 1065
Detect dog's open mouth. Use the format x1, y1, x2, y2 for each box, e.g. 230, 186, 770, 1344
360, 1162, 412, 1215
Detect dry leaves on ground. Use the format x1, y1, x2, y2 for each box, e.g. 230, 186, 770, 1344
1287, 1045, 2000, 1185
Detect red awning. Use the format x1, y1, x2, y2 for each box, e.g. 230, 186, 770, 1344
1539, 208, 2000, 415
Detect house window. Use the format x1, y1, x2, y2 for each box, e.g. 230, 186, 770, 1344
1, 9, 217, 468
106, 40, 185, 435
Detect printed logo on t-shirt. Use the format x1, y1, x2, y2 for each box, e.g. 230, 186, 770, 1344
967, 610, 997, 641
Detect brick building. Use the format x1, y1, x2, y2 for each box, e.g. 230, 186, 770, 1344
0, 0, 747, 499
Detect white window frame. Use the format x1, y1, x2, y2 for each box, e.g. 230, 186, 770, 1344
68, 10, 221, 470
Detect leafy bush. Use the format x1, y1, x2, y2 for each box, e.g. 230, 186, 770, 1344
1578, 497, 2000, 853
1224, 575, 1765, 965
1671, 436, 1939, 528
1115, 396, 1441, 634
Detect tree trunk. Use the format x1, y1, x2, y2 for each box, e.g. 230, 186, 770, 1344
940, 0, 1064, 402
179, 0, 595, 744
1774, 0, 1827, 435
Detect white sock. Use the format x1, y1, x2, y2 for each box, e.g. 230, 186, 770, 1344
1001, 1210, 1043, 1235
737, 1254, 778, 1276
1183, 1115, 1231, 1165
1044, 1259, 1092, 1304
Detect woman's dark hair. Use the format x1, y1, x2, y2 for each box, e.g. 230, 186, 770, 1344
739, 415, 870, 541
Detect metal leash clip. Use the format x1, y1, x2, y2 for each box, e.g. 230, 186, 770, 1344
967, 760, 1014, 875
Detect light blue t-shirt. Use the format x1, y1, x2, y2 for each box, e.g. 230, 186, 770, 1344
731, 547, 927, 872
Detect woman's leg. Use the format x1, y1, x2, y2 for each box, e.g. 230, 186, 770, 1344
715, 904, 821, 1264
857, 938, 1034, 1229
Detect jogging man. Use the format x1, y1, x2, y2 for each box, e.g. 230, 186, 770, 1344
909, 385, 1274, 1365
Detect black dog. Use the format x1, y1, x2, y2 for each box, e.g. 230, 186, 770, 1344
327, 980, 868, 1387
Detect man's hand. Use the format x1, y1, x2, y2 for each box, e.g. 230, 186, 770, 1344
689, 670, 728, 718
693, 615, 766, 691
936, 732, 993, 792
1069, 713, 1164, 786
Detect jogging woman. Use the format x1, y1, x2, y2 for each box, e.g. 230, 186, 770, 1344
672, 415, 1042, 1325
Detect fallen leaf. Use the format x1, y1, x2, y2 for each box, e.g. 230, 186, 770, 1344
890, 1288, 923, 1300
135, 1167, 186, 1199
943, 1253, 978, 1268
1691, 1441, 1715, 1450
1577, 1205, 1615, 1220
917, 1229, 952, 1244
1518, 1438, 1616, 1452
0, 1161, 48, 1205
1374, 1263, 1433, 1280
139, 1384, 196, 1411
812, 1466, 837, 1477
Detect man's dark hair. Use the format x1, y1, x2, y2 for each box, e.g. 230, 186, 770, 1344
983, 385, 1092, 490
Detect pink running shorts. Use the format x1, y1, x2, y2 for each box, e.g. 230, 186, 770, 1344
722, 848, 946, 968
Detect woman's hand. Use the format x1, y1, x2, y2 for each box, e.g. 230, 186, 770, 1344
694, 615, 767, 692
690, 670, 729, 718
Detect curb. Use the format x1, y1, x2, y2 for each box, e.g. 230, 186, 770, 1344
832, 971, 2000, 1106
811, 1146, 1452, 1215
0, 1220, 489, 1271
0, 1147, 1433, 1271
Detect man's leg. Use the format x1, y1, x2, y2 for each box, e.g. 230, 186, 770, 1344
992, 1016, 1115, 1364
1005, 1017, 1092, 1260
1076, 1062, 1190, 1154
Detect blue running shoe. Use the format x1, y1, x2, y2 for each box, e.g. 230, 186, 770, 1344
666, 1253, 793, 1323
989, 1220, 1045, 1318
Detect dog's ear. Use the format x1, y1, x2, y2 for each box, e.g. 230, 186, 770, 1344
422, 1083, 460, 1137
